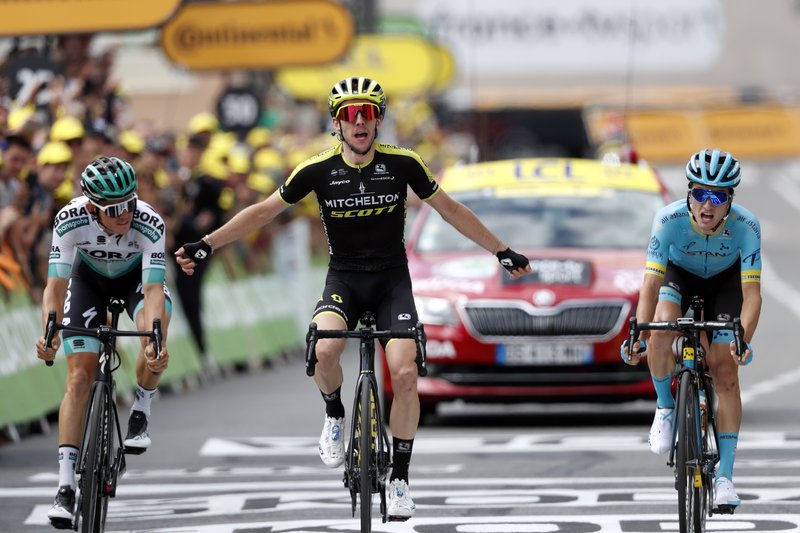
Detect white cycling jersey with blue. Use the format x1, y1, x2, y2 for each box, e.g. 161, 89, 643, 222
48, 196, 167, 283
645, 199, 761, 283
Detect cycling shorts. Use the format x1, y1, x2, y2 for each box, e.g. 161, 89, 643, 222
312, 265, 418, 346
659, 260, 742, 344
62, 257, 173, 355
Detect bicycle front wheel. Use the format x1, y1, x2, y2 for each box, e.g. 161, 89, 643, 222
358, 379, 378, 532
80, 382, 112, 533
676, 372, 703, 533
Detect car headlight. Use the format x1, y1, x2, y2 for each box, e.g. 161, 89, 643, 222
415, 296, 458, 326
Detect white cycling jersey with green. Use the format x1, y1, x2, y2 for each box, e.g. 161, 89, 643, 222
48, 196, 167, 283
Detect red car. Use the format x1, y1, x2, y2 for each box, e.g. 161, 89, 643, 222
383, 157, 672, 420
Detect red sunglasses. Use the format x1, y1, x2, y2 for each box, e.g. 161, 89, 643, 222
335, 103, 380, 122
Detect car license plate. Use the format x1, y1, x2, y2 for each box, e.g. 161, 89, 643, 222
497, 343, 593, 365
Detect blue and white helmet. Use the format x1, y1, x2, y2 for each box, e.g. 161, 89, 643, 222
686, 149, 741, 188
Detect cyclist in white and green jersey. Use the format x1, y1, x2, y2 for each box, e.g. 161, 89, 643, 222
34, 156, 172, 529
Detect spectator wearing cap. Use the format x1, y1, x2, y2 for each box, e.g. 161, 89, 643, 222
49, 115, 85, 151
17, 141, 72, 296
187, 112, 218, 151
49, 115, 89, 192
119, 129, 145, 161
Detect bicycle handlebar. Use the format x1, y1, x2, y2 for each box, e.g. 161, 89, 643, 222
305, 322, 427, 378
43, 310, 163, 367
627, 316, 746, 362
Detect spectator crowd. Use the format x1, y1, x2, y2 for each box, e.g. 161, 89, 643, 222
0, 34, 464, 358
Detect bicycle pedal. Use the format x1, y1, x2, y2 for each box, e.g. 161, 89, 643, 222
123, 445, 146, 456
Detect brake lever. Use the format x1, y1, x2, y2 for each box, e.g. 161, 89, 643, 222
305, 323, 318, 377
732, 317, 745, 362
414, 322, 427, 377
152, 318, 162, 360
626, 316, 639, 361
44, 310, 57, 367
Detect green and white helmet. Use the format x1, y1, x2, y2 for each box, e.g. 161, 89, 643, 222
80, 156, 137, 202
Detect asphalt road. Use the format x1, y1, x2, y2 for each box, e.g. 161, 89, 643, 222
2, 160, 799, 532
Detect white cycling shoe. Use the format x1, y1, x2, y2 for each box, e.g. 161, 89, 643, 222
386, 478, 416, 520
648, 407, 675, 454
714, 476, 741, 509
318, 415, 345, 468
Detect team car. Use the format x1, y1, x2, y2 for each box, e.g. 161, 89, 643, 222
383, 157, 672, 419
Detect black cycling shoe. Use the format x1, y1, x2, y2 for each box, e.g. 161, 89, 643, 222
123, 410, 151, 454
47, 485, 75, 529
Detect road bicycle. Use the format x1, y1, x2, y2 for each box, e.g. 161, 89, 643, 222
305, 311, 427, 532
627, 295, 745, 533
44, 298, 162, 533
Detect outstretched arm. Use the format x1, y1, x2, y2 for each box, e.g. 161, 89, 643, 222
175, 191, 288, 275
427, 189, 531, 279
427, 189, 505, 253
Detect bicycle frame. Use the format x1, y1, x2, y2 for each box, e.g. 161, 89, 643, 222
44, 299, 161, 533
305, 312, 426, 531
628, 296, 745, 533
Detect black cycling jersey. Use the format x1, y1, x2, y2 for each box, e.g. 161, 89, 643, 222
279, 142, 440, 272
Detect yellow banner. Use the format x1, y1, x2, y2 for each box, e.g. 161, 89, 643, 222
625, 112, 700, 163
591, 106, 800, 163
275, 34, 455, 99
160, 1, 354, 70
703, 107, 800, 158
0, 0, 180, 36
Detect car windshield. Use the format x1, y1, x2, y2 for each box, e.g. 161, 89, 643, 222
415, 189, 665, 251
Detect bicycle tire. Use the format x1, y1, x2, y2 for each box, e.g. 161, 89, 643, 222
676, 372, 703, 533
80, 382, 111, 533
359, 378, 376, 532
700, 383, 718, 520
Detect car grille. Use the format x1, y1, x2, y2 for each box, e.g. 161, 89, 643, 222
429, 363, 651, 387
460, 300, 629, 341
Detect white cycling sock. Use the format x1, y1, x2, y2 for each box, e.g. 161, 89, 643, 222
131, 385, 157, 417
57, 445, 78, 489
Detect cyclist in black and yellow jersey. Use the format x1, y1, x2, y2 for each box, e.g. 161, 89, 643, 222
176, 76, 530, 520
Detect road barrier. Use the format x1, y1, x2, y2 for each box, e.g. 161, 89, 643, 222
0, 266, 321, 439
1, 218, 319, 440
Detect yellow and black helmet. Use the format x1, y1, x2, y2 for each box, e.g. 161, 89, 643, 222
328, 77, 386, 118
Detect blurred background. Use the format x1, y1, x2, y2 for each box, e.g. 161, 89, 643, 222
2, 0, 800, 439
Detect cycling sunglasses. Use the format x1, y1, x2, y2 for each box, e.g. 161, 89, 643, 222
335, 103, 380, 122
91, 195, 137, 218
690, 188, 730, 206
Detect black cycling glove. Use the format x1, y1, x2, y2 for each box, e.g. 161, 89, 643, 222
182, 239, 212, 263
496, 247, 529, 273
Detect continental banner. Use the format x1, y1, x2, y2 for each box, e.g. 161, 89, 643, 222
160, 1, 354, 70
0, 0, 180, 36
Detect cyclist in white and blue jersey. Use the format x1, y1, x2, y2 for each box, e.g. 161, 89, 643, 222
34, 157, 172, 529
622, 148, 762, 511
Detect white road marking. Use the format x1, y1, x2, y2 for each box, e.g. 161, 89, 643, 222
198, 432, 800, 457
20, 486, 800, 527
9, 477, 800, 500
28, 464, 464, 482
91, 514, 800, 533
739, 255, 800, 405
